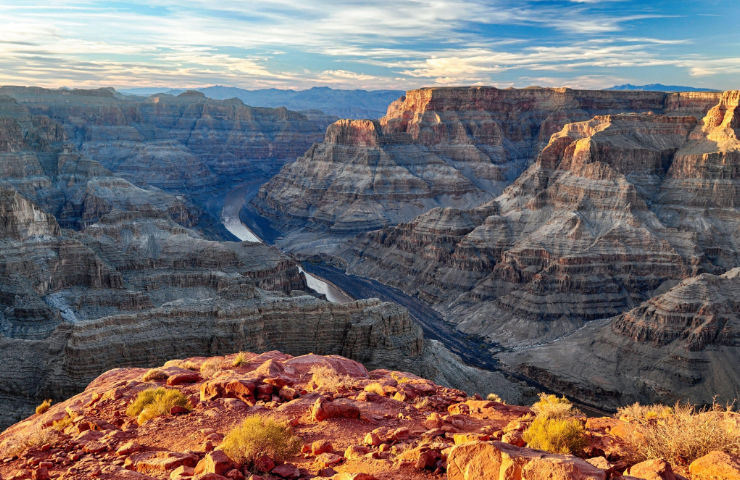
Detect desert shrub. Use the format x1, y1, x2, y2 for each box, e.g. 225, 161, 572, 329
200, 358, 223, 378
2, 426, 57, 457
52, 415, 72, 431
174, 360, 199, 371
232, 352, 250, 367
487, 393, 503, 403
221, 415, 302, 466
522, 416, 587, 454
390, 372, 413, 384
531, 393, 580, 419
142, 368, 168, 382
309, 365, 355, 391
35, 399, 52, 415
618, 400, 739, 466
126, 387, 190, 424
522, 392, 586, 454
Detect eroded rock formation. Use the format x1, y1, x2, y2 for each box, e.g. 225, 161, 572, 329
252, 87, 722, 238
345, 90, 739, 406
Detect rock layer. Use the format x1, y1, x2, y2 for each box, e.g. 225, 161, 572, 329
253, 87, 721, 236
346, 90, 739, 406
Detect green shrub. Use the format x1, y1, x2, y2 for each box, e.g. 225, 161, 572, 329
126, 387, 190, 424
618, 401, 739, 466
35, 399, 52, 415
221, 415, 302, 466
522, 416, 587, 454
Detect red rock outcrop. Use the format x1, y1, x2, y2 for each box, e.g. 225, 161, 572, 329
5, 351, 727, 480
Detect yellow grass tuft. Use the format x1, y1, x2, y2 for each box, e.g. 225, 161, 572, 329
35, 399, 52, 415
126, 387, 190, 424
221, 415, 302, 466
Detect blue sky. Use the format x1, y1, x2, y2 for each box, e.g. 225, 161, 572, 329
0, 0, 739, 90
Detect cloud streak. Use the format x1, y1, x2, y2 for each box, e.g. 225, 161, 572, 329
0, 0, 738, 90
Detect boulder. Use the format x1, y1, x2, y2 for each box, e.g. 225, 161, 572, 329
627, 459, 676, 480
194, 450, 234, 476
689, 451, 740, 480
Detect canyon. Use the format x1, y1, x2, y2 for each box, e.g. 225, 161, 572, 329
1, 84, 738, 433
249, 87, 739, 409
0, 88, 520, 430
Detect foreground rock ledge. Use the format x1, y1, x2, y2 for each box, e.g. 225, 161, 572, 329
1, 351, 738, 480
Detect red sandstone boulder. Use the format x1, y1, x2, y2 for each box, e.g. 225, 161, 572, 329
689, 451, 740, 480
312, 397, 361, 421
194, 450, 234, 476
447, 441, 606, 480
271, 463, 300, 479
626, 459, 676, 480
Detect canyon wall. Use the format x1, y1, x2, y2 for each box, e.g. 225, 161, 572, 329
252, 87, 721, 237
0, 95, 434, 429
347, 89, 739, 406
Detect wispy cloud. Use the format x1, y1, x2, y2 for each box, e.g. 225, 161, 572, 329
0, 0, 737, 90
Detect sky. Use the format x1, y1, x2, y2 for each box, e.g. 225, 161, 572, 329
0, 0, 739, 91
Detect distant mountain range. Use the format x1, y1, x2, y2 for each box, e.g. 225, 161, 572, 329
608, 83, 719, 92
119, 86, 405, 119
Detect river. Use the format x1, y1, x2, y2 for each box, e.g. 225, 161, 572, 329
222, 183, 352, 304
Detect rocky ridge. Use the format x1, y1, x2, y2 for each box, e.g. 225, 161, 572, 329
1, 351, 737, 480
252, 87, 721, 243
345, 90, 740, 407
0, 87, 334, 221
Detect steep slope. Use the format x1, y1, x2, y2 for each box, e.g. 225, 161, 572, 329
251, 87, 721, 242
502, 268, 739, 409
346, 91, 740, 405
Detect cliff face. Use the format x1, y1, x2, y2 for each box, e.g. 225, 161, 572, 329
0, 87, 333, 213
347, 91, 739, 406
0, 96, 428, 430
502, 268, 739, 409
252, 87, 721, 235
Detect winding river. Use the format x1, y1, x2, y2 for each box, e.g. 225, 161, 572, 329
222, 183, 352, 304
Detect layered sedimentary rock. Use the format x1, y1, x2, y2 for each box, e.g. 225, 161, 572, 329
347, 91, 739, 406
253, 87, 721, 236
0, 87, 333, 213
0, 96, 435, 429
502, 268, 739, 409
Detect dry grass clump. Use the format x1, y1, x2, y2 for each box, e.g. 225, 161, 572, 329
200, 358, 223, 378
142, 368, 168, 382
309, 365, 356, 391
487, 393, 503, 403
35, 399, 52, 415
232, 352, 251, 367
2, 426, 57, 457
126, 387, 190, 424
617, 400, 739, 466
52, 415, 73, 432
221, 415, 302, 466
531, 393, 581, 419
522, 393, 586, 455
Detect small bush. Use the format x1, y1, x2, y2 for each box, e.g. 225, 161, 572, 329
142, 368, 168, 382
52, 415, 72, 431
522, 416, 587, 454
126, 387, 190, 424
487, 393, 503, 403
531, 393, 580, 419
232, 352, 250, 367
618, 400, 739, 466
309, 365, 355, 391
35, 399, 52, 415
200, 358, 223, 378
221, 415, 302, 466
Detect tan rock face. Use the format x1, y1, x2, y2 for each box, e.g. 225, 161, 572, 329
253, 86, 721, 237
346, 91, 739, 407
